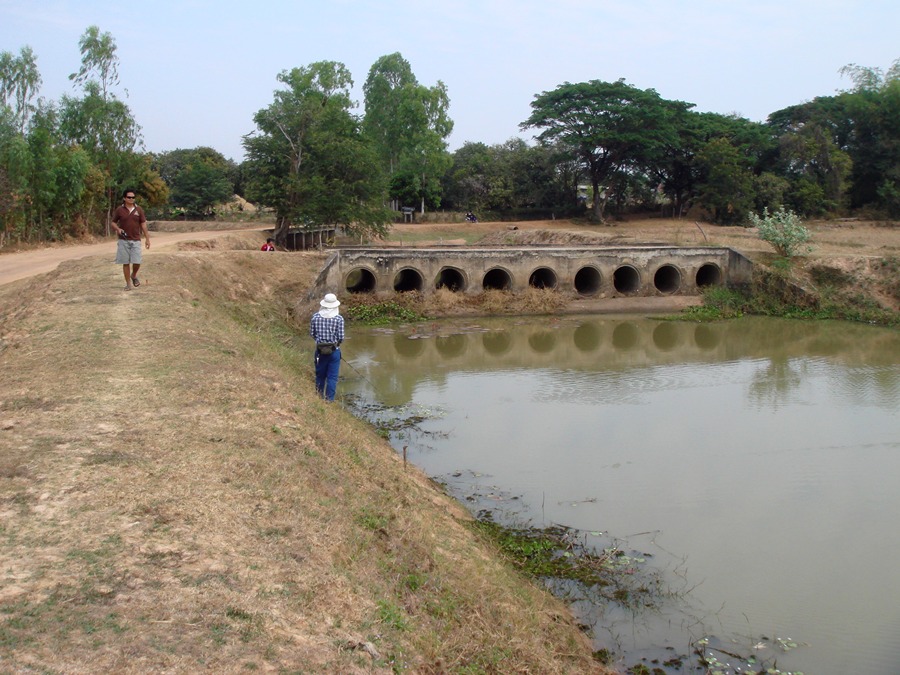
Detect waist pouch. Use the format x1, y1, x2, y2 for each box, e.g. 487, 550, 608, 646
317, 343, 337, 355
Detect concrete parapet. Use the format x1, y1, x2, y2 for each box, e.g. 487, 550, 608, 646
308, 246, 753, 300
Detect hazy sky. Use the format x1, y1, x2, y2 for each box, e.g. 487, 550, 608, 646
2, 0, 897, 162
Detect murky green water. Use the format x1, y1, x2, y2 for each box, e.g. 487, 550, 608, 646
340, 315, 900, 674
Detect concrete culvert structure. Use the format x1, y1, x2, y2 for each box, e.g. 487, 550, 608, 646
309, 246, 753, 303
528, 267, 558, 290
653, 264, 682, 294
696, 263, 722, 287
483, 267, 512, 291
574, 266, 602, 295
345, 267, 376, 294
394, 268, 424, 292
435, 267, 466, 292
613, 265, 641, 294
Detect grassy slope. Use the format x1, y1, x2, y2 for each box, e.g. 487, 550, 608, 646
0, 237, 605, 674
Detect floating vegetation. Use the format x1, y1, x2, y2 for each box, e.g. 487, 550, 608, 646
343, 394, 447, 445
692, 636, 807, 675
469, 518, 668, 614
344, 301, 424, 325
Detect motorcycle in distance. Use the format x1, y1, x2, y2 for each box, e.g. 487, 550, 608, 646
465, 212, 478, 223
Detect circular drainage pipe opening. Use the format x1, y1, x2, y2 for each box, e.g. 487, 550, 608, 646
394, 267, 424, 292
345, 267, 376, 293
613, 265, 641, 294
483, 267, 512, 291
696, 263, 722, 287
436, 267, 466, 292
529, 267, 558, 290
653, 264, 682, 294
574, 266, 602, 295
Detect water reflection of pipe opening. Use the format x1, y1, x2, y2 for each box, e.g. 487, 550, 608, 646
394, 332, 426, 358
613, 265, 641, 294
694, 324, 720, 350
653, 264, 682, 294
483, 267, 512, 290
612, 322, 640, 350
393, 267, 424, 292
482, 331, 513, 355
529, 266, 558, 290
345, 267, 377, 293
528, 331, 556, 353
435, 334, 467, 358
696, 263, 721, 287
574, 266, 602, 295
574, 323, 602, 352
435, 267, 466, 292
652, 322, 680, 351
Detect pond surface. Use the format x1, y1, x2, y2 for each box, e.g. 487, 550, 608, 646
340, 315, 900, 674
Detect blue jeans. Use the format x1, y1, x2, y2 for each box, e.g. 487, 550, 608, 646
314, 348, 341, 401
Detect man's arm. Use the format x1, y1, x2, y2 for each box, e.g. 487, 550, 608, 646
140, 213, 150, 249
111, 207, 125, 237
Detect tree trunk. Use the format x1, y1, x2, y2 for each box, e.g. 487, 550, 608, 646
274, 217, 290, 245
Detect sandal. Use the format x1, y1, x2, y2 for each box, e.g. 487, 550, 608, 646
123, 285, 132, 291
131, 277, 140, 287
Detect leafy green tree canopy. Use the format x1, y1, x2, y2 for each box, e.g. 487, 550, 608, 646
69, 25, 119, 101
243, 61, 390, 241
363, 52, 453, 212
521, 79, 692, 222
153, 147, 234, 216
0, 46, 42, 133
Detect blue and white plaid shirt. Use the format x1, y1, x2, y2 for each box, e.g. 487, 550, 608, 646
309, 312, 345, 346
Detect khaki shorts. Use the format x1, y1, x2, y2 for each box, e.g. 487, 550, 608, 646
115, 239, 142, 265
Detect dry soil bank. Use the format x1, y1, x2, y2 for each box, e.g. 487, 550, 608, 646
0, 230, 607, 674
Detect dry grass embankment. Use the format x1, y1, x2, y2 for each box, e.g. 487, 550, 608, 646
0, 231, 607, 674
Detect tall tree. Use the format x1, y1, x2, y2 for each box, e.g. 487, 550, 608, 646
0, 46, 42, 133
0, 108, 31, 243
363, 53, 453, 212
521, 79, 692, 222
442, 139, 577, 214
694, 137, 755, 224
652, 112, 772, 218
154, 147, 234, 216
69, 25, 119, 102
63, 27, 143, 233
362, 52, 417, 179
836, 59, 900, 212
243, 61, 390, 242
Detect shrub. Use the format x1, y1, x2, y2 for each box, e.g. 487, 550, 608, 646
747, 207, 812, 258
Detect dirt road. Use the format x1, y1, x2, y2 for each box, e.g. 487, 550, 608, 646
0, 228, 269, 286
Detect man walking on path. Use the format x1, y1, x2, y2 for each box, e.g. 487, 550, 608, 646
112, 188, 150, 290
309, 293, 345, 401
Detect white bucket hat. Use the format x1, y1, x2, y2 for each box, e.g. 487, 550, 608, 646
320, 293, 340, 309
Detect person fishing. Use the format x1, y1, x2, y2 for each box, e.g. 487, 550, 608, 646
309, 293, 344, 401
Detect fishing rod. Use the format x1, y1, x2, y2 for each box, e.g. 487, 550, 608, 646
340, 352, 390, 401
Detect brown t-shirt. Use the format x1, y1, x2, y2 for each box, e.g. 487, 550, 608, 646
112, 204, 147, 240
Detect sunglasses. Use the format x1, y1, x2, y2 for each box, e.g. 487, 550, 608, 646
125, 195, 136, 199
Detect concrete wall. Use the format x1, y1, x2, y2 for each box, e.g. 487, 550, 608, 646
308, 246, 753, 300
